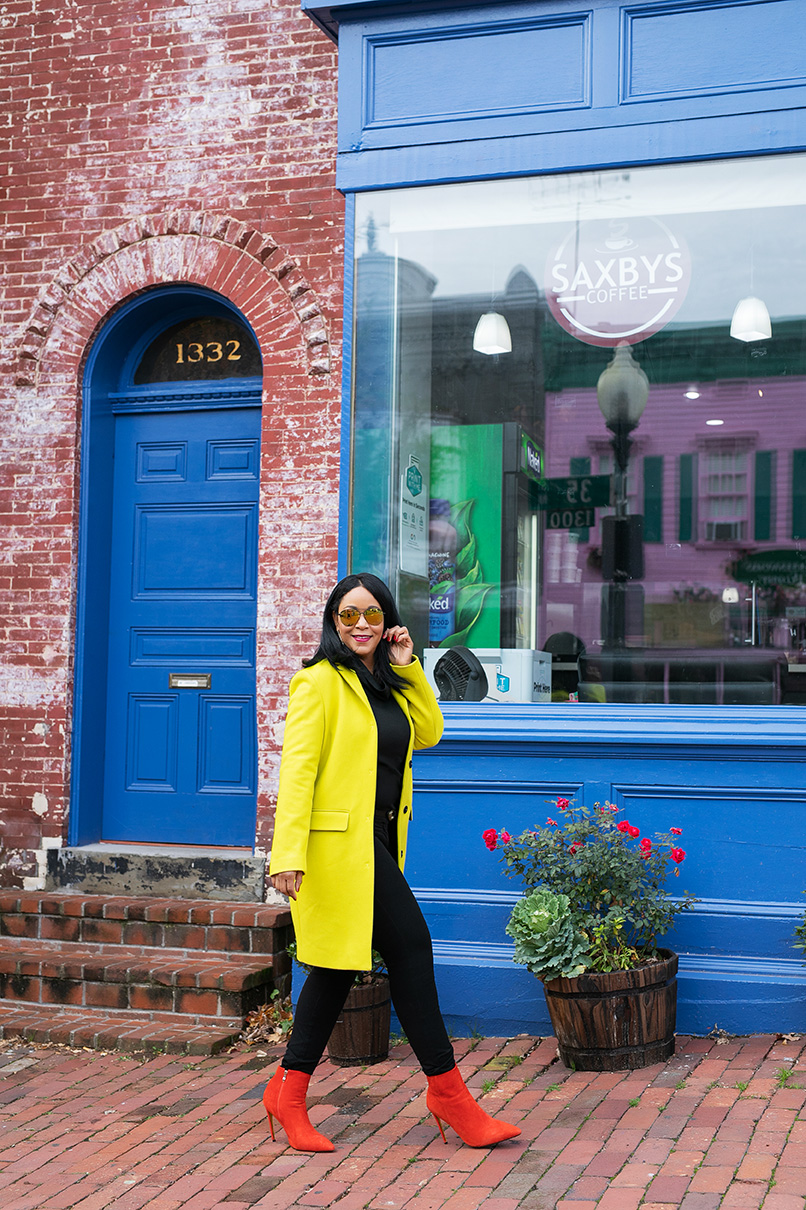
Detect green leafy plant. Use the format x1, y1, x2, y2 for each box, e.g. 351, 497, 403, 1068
793, 897, 806, 961
485, 796, 696, 978
505, 887, 590, 981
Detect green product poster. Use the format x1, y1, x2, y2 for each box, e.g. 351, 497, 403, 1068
430, 425, 502, 647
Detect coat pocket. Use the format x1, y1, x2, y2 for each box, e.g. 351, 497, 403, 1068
309, 809, 349, 831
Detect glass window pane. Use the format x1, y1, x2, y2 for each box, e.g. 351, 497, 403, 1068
350, 153, 806, 705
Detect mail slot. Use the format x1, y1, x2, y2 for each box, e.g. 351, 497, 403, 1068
169, 673, 211, 689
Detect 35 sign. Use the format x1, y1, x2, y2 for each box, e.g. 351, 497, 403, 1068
535, 475, 612, 510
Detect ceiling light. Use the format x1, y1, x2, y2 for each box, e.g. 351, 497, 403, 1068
722, 587, 739, 604
684, 387, 700, 400
706, 419, 724, 426
730, 296, 772, 342
473, 312, 512, 355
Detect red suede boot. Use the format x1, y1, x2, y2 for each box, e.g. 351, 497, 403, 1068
263, 1066, 335, 1152
426, 1066, 521, 1147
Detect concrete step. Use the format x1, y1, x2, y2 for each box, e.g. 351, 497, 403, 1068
0, 1001, 243, 1054
45, 845, 266, 902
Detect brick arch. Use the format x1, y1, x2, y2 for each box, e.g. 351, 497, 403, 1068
15, 210, 332, 387
21, 212, 342, 864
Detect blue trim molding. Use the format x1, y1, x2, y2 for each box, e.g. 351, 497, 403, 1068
305, 0, 806, 190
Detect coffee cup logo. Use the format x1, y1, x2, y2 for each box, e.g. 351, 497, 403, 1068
546, 216, 691, 347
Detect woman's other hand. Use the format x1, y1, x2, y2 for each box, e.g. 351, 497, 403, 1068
385, 625, 413, 666
272, 870, 304, 900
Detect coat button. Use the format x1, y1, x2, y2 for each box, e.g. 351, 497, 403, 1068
403, 805, 409, 814
408, 760, 413, 768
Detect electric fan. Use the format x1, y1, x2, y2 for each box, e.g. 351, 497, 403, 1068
433, 646, 488, 702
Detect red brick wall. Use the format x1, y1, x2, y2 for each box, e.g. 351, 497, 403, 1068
0, 1, 343, 886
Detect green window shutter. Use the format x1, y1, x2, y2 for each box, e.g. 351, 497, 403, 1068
643, 455, 663, 543
792, 451, 806, 540
754, 451, 774, 542
569, 456, 591, 542
679, 454, 694, 543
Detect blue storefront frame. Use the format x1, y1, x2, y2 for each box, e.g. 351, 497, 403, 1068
310, 0, 806, 1035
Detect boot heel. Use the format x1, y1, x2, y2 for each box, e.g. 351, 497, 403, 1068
266, 1111, 276, 1142
432, 1114, 448, 1143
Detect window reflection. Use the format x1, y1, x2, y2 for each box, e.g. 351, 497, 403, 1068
351, 154, 806, 705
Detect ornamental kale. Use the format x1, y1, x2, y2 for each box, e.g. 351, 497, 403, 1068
486, 797, 696, 977
506, 887, 590, 981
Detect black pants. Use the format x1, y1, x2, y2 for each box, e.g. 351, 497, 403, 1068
282, 834, 455, 1076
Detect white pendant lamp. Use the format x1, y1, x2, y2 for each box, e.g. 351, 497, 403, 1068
730, 295, 772, 342
473, 311, 512, 355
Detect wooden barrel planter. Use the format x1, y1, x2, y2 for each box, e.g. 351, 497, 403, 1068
326, 976, 391, 1066
542, 949, 678, 1071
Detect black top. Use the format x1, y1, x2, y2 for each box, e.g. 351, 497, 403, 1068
355, 665, 410, 842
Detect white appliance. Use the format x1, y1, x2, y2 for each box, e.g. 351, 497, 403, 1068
423, 647, 552, 703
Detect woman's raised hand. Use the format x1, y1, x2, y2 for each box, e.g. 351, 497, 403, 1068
384, 625, 413, 666
272, 870, 304, 900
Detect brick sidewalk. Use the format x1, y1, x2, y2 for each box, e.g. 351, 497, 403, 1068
1, 1032, 805, 1210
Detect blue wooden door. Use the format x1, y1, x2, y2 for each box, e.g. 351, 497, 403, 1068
102, 406, 261, 845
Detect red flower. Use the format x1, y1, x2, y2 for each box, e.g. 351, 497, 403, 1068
609, 804, 619, 812
671, 848, 686, 863
569, 842, 582, 854
500, 830, 511, 845
628, 825, 640, 839
670, 827, 683, 835
557, 797, 569, 811
617, 820, 630, 834
482, 829, 498, 851
546, 818, 558, 827
640, 838, 652, 854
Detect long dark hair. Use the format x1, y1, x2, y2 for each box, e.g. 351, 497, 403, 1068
303, 573, 407, 691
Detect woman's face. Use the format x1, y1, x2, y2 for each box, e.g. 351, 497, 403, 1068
334, 585, 385, 671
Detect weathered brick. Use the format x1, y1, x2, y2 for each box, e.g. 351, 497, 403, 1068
0, 0, 342, 887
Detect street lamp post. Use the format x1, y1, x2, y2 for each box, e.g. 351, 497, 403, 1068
596, 343, 649, 652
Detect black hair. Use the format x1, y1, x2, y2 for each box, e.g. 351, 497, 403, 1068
303, 572, 408, 690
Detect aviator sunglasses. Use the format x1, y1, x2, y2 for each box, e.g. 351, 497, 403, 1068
336, 605, 384, 626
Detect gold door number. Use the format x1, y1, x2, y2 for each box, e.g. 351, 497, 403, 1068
175, 340, 241, 364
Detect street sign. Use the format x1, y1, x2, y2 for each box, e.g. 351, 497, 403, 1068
535, 474, 611, 511
546, 506, 596, 530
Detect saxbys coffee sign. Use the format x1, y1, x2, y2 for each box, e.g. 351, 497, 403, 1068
546, 216, 691, 347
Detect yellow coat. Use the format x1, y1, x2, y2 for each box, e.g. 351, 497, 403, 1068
269, 656, 444, 970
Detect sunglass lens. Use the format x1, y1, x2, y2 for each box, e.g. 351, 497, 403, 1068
339, 609, 359, 625
365, 608, 383, 623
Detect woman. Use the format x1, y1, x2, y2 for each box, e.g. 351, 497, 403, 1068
265, 573, 520, 1152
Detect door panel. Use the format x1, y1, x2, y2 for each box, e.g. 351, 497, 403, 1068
102, 407, 260, 844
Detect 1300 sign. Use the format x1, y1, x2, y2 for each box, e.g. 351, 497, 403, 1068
547, 507, 596, 530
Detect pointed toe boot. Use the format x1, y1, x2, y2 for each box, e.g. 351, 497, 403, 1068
263, 1066, 335, 1152
426, 1066, 521, 1147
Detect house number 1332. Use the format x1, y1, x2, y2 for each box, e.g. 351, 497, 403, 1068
175, 340, 241, 363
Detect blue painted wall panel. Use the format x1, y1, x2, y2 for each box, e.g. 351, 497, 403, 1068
404, 706, 806, 1035
623, 0, 806, 102
365, 14, 591, 128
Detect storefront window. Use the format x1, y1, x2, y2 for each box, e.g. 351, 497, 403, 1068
350, 153, 806, 705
